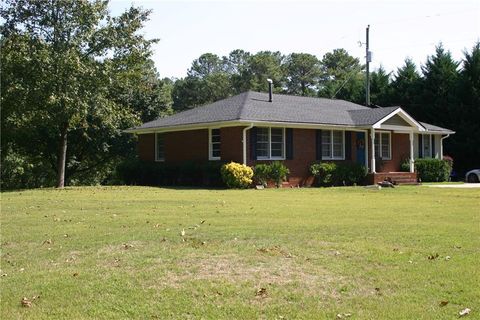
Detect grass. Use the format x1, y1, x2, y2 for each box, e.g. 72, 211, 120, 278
1, 186, 479, 319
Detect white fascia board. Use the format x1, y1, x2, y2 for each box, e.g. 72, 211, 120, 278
125, 120, 372, 134
372, 108, 425, 131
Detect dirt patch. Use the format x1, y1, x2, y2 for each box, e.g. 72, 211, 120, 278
148, 253, 344, 296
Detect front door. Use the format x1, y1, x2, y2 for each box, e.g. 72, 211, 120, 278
356, 132, 366, 166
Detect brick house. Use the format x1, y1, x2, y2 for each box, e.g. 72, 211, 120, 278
126, 90, 454, 186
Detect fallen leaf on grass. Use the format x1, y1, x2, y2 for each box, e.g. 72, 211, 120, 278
445, 256, 451, 261
42, 239, 52, 245
459, 308, 471, 317
122, 243, 133, 249
21, 297, 32, 308
439, 300, 449, 307
256, 287, 267, 297
72, 272, 79, 277
200, 220, 206, 224
337, 313, 352, 318
21, 296, 39, 308
427, 253, 439, 260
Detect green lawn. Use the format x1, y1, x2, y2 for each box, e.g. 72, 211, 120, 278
1, 186, 479, 319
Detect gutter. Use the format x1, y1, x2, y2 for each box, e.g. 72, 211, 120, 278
440, 134, 451, 159
242, 123, 254, 165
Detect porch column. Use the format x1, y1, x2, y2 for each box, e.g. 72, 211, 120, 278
370, 128, 376, 173
364, 130, 369, 171
409, 131, 414, 173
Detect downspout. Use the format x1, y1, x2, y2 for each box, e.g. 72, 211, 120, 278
242, 123, 254, 165
440, 134, 450, 159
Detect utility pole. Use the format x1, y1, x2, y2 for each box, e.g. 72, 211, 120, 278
365, 24, 371, 107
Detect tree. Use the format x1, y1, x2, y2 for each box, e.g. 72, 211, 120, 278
1, 0, 157, 188
390, 58, 422, 113
223, 49, 251, 94
283, 53, 321, 96
318, 49, 365, 104
369, 65, 391, 106
419, 44, 460, 123
247, 51, 285, 92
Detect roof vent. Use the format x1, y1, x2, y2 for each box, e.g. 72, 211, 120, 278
267, 79, 273, 102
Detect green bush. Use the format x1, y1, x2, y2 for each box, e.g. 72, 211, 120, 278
400, 159, 411, 172
310, 162, 366, 186
253, 164, 271, 186
415, 158, 451, 182
335, 163, 367, 186
310, 162, 337, 186
269, 161, 290, 187
221, 162, 254, 189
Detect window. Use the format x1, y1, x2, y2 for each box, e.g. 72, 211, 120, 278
374, 132, 391, 160
209, 128, 221, 160
422, 134, 432, 158
256, 127, 285, 160
321, 130, 344, 160
155, 133, 165, 161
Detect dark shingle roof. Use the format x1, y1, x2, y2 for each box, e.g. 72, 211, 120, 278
419, 122, 455, 133
128, 91, 453, 133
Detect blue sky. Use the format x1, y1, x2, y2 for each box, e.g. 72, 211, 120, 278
109, 0, 479, 79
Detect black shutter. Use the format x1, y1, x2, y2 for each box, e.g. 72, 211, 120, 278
431, 135, 435, 158
286, 128, 293, 160
418, 134, 423, 158
250, 127, 257, 160
316, 130, 323, 161
345, 131, 352, 160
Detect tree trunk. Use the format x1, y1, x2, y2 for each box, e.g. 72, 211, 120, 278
56, 125, 68, 188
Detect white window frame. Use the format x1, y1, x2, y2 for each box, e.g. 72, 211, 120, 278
374, 131, 391, 160
422, 134, 432, 158
209, 128, 221, 160
155, 133, 165, 162
321, 130, 345, 160
256, 127, 286, 160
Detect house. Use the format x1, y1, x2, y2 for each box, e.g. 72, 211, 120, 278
126, 88, 454, 186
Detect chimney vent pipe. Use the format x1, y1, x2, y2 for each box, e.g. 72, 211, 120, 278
267, 79, 273, 102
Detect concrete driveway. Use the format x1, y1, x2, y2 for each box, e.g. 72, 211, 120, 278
424, 183, 480, 188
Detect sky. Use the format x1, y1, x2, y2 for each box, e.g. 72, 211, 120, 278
109, 0, 480, 79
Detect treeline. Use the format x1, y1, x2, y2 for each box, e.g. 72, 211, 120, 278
1, 0, 479, 189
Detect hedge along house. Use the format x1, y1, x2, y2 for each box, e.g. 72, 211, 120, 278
126, 87, 454, 186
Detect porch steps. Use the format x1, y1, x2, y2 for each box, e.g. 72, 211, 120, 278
368, 172, 418, 185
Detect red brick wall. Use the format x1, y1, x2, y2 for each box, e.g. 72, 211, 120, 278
138, 129, 209, 162
367, 132, 410, 172
220, 126, 244, 163
246, 128, 357, 187
138, 133, 155, 161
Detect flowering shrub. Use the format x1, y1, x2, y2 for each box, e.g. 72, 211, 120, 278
221, 162, 254, 188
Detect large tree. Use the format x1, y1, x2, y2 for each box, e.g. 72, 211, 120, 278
369, 66, 391, 106
390, 58, 422, 113
1, 0, 157, 188
318, 48, 365, 104
283, 53, 321, 96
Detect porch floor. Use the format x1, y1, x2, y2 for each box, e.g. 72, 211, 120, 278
367, 172, 418, 185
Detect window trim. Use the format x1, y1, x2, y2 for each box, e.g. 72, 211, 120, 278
256, 127, 286, 160
421, 134, 432, 158
209, 128, 221, 161
321, 130, 345, 160
374, 131, 392, 160
155, 132, 165, 162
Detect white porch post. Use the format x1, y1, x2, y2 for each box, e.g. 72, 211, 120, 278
409, 131, 414, 173
370, 128, 376, 173
364, 130, 369, 171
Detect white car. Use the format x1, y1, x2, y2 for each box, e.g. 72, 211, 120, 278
465, 169, 480, 183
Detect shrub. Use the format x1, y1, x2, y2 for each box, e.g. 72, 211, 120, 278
269, 161, 290, 187
310, 162, 337, 186
335, 163, 367, 186
400, 159, 411, 172
415, 158, 452, 182
221, 162, 253, 189
253, 164, 271, 186
310, 162, 366, 186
